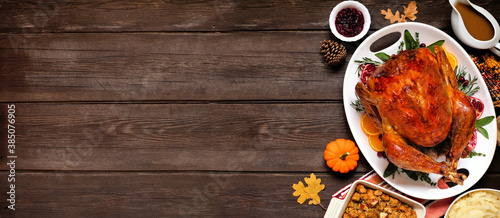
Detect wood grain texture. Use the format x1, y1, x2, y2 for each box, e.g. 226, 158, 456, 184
0, 102, 374, 172
1, 1, 500, 216
0, 31, 348, 102
1, 0, 488, 33
0, 172, 499, 217
2, 101, 497, 172
0, 172, 361, 217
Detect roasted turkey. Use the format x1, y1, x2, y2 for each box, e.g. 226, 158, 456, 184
355, 46, 476, 185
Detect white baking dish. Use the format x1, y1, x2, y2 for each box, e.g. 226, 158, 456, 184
324, 180, 426, 218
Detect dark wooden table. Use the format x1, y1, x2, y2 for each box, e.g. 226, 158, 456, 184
1, 0, 500, 217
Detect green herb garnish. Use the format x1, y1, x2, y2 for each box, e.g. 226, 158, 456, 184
401, 169, 436, 186
350, 98, 365, 112
384, 162, 436, 186
383, 162, 399, 179
455, 66, 479, 96
375, 52, 391, 62
427, 40, 445, 53
404, 30, 419, 50
468, 150, 486, 158
354, 57, 382, 66
476, 116, 495, 139
397, 41, 405, 54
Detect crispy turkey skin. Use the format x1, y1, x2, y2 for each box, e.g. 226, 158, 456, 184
355, 46, 476, 185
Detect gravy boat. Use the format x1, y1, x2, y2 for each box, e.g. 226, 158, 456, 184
449, 0, 500, 49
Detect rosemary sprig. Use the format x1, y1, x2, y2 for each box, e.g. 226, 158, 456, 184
354, 57, 382, 66
455, 66, 480, 96
350, 98, 365, 112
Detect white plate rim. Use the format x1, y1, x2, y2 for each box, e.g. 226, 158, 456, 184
343, 22, 497, 200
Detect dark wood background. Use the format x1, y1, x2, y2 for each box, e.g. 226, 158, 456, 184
1, 0, 499, 217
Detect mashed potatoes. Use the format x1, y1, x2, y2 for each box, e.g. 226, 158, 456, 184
447, 190, 500, 218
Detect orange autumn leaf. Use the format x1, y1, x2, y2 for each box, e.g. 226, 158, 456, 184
403, 1, 418, 21
381, 9, 404, 23
381, 1, 418, 23
292, 173, 325, 205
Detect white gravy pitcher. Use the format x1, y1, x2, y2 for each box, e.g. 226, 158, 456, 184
449, 0, 500, 51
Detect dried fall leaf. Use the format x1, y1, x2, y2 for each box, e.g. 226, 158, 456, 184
381, 1, 418, 23
403, 1, 418, 21
381, 9, 404, 24
292, 173, 325, 205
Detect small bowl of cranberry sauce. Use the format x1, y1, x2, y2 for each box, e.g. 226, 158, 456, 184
329, 1, 371, 42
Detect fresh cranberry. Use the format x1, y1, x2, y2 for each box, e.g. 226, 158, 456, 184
335, 8, 364, 37
377, 152, 387, 159
420, 43, 426, 47
464, 80, 470, 86
458, 76, 465, 82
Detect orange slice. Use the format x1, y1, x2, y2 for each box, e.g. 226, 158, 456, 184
361, 113, 380, 135
442, 47, 457, 70
368, 134, 384, 152
447, 52, 458, 70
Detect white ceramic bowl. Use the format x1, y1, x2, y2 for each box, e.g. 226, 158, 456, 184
324, 180, 426, 218
329, 1, 371, 42
449, 0, 500, 49
445, 188, 500, 218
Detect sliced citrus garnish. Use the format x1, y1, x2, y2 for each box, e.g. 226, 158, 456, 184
446, 52, 458, 70
442, 47, 457, 69
361, 113, 380, 135
368, 134, 384, 152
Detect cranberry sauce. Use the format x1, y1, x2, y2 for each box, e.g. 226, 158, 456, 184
335, 8, 364, 37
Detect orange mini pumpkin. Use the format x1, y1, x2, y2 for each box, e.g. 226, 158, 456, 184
324, 139, 359, 173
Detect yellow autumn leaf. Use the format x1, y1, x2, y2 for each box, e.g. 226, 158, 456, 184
292, 173, 325, 205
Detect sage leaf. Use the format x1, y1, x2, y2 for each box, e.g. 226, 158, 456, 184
404, 30, 417, 50
477, 126, 489, 139
476, 116, 494, 127
383, 162, 398, 178
402, 170, 418, 181
375, 52, 391, 62
427, 40, 445, 53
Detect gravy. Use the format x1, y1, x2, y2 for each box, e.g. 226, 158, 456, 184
455, 2, 494, 41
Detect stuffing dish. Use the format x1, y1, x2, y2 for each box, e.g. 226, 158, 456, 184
343, 184, 417, 218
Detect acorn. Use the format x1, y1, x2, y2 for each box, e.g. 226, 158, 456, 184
321, 40, 347, 67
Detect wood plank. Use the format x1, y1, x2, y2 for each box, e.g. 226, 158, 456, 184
1, 172, 499, 217
1, 0, 489, 33
0, 172, 362, 217
2, 102, 498, 172
0, 102, 373, 172
0, 31, 348, 102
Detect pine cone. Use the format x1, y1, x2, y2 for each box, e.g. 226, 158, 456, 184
321, 40, 347, 66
